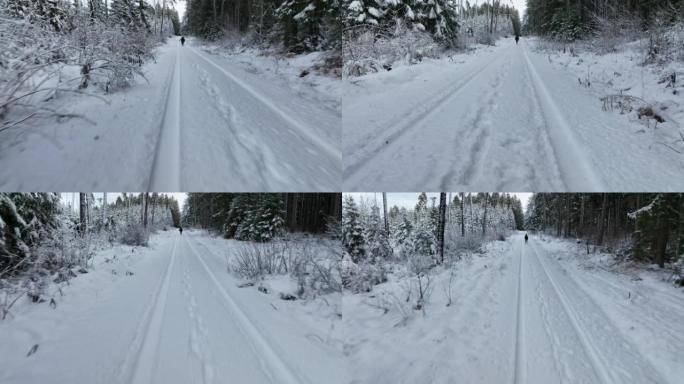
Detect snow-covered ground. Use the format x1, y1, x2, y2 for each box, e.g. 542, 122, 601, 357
343, 37, 684, 191
0, 38, 341, 191
0, 230, 345, 384
342, 232, 684, 384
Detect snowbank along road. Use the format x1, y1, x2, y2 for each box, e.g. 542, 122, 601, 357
0, 38, 341, 191
345, 233, 683, 384
343, 38, 684, 192
0, 231, 344, 384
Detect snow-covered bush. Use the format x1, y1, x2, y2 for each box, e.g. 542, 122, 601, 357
0, 193, 60, 277
68, 18, 155, 91
406, 250, 434, 276
343, 23, 441, 76
231, 238, 342, 297
232, 242, 284, 279
0, 14, 68, 124
673, 257, 684, 286
0, 194, 102, 314
119, 223, 149, 246
297, 237, 342, 296
341, 255, 387, 293
0, 1, 160, 129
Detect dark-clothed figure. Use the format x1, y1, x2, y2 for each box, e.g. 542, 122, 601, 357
515, 35, 520, 44
180, 36, 186, 46
524, 233, 528, 243
179, 227, 183, 235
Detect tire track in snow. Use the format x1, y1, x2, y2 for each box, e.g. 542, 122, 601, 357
532, 250, 570, 381
120, 239, 177, 384
576, 268, 684, 349
187, 47, 338, 161
184, 236, 304, 384
148, 47, 182, 191
521, 42, 605, 191
532, 242, 666, 383
344, 54, 500, 186
451, 259, 506, 331
528, 241, 616, 384
513, 241, 527, 384
182, 258, 214, 384
545, 254, 684, 379
616, 276, 684, 315
193, 64, 288, 188
519, 49, 566, 191
438, 56, 510, 189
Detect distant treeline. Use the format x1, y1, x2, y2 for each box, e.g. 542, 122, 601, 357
525, 0, 684, 40
183, 193, 341, 241
526, 193, 684, 268
184, 0, 340, 52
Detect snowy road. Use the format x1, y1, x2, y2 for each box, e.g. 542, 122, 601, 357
344, 233, 684, 384
149, 42, 340, 191
0, 231, 343, 384
343, 39, 684, 191
0, 39, 341, 191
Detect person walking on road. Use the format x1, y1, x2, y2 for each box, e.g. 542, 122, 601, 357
180, 36, 186, 46
179, 226, 183, 235
515, 35, 520, 45
524, 233, 528, 243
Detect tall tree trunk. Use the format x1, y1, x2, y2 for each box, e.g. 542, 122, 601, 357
140, 194, 145, 225
597, 194, 608, 245
482, 194, 488, 237
460, 192, 465, 237
161, 0, 166, 37
151, 194, 156, 226
102, 192, 107, 230
438, 193, 447, 264
579, 194, 585, 237
79, 193, 87, 235
382, 192, 389, 236
655, 215, 670, 268
144, 193, 149, 228
469, 193, 473, 234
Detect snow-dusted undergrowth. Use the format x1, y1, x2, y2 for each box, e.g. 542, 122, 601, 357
535, 24, 684, 153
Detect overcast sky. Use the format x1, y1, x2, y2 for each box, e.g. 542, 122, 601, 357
345, 193, 532, 213
511, 0, 527, 16
174, 0, 186, 20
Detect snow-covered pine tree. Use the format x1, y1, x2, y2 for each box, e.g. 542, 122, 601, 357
275, 0, 339, 53
252, 194, 285, 242
0, 193, 60, 276
417, 0, 458, 40
344, 0, 385, 26
408, 224, 435, 256
414, 192, 428, 223
342, 195, 365, 263
109, 0, 150, 31
365, 204, 392, 261
86, 0, 107, 22
394, 208, 413, 247
109, 0, 136, 27
7, 0, 71, 31
225, 194, 254, 239
228, 195, 260, 240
